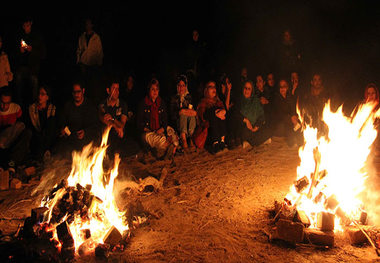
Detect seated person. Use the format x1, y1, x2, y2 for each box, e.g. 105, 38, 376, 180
271, 79, 302, 146
195, 81, 227, 154
0, 88, 31, 168
56, 82, 99, 157
170, 74, 196, 150
218, 73, 233, 111
136, 78, 178, 160
255, 74, 272, 124
27, 85, 56, 161
232, 80, 271, 148
99, 77, 128, 157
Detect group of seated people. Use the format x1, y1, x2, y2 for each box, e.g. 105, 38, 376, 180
0, 70, 378, 169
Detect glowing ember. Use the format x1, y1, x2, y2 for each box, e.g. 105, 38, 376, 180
40, 127, 128, 253
286, 101, 380, 230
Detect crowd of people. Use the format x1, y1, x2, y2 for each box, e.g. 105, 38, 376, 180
0, 17, 378, 170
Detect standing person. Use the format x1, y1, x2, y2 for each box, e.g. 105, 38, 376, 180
98, 77, 128, 157
15, 17, 46, 107
56, 82, 99, 157
27, 85, 56, 162
136, 78, 178, 160
277, 30, 302, 77
0, 88, 32, 168
76, 18, 104, 100
0, 36, 13, 89
170, 74, 196, 151
194, 81, 227, 154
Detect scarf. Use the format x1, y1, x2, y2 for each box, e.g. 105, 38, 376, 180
240, 95, 264, 126
145, 96, 161, 131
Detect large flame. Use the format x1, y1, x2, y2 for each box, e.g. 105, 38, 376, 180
286, 101, 379, 230
41, 127, 128, 252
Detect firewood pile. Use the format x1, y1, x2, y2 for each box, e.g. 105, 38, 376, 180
0, 179, 150, 262
268, 198, 380, 256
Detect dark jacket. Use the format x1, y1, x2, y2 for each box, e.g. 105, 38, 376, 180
136, 96, 168, 133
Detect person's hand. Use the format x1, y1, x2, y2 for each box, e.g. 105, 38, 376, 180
226, 82, 232, 92
60, 129, 66, 137
260, 97, 269, 105
115, 127, 124, 138
215, 109, 226, 120
104, 113, 113, 122
77, 130, 85, 140
26, 45, 32, 52
251, 126, 259, 132
156, 127, 164, 134
244, 118, 253, 131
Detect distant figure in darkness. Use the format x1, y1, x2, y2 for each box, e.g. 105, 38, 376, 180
15, 17, 46, 107
76, 18, 104, 101
0, 36, 13, 89
185, 29, 206, 105
277, 30, 301, 77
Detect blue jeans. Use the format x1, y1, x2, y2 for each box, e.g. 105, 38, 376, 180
179, 115, 196, 137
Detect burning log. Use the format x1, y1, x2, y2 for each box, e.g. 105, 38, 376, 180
273, 219, 305, 245
324, 194, 339, 210
31, 207, 49, 225
10, 178, 22, 189
56, 221, 74, 248
103, 226, 122, 247
306, 148, 321, 199
335, 207, 351, 226
294, 210, 311, 228
359, 210, 368, 225
345, 225, 368, 245
304, 229, 334, 247
0, 170, 9, 190
95, 243, 110, 259
294, 176, 309, 193
317, 212, 335, 231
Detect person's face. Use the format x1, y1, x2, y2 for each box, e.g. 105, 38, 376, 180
241, 68, 247, 78
149, 84, 159, 101
206, 82, 217, 98
267, 74, 275, 87
22, 21, 32, 34
126, 76, 134, 91
283, 31, 291, 42
243, 82, 253, 99
38, 88, 49, 105
108, 83, 119, 100
291, 72, 299, 85
311, 75, 322, 89
0, 95, 11, 112
177, 80, 187, 95
85, 20, 93, 33
256, 76, 265, 90
279, 80, 289, 98
193, 30, 199, 42
366, 87, 377, 103
72, 84, 84, 103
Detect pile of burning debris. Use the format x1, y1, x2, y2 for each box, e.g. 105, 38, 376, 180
269, 197, 380, 255
269, 102, 380, 256
0, 128, 152, 262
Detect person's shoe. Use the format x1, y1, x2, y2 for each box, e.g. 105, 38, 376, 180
263, 138, 272, 145
242, 141, 251, 149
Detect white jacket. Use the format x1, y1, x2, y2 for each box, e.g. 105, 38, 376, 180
0, 51, 13, 88
76, 32, 103, 66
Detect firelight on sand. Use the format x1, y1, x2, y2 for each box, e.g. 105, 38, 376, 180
286, 101, 380, 230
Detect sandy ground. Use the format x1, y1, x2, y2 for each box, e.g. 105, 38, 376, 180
0, 137, 379, 263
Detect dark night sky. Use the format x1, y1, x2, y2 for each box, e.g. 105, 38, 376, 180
0, 0, 379, 107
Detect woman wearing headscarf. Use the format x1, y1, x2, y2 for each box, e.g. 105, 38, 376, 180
194, 80, 226, 154
170, 74, 196, 150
